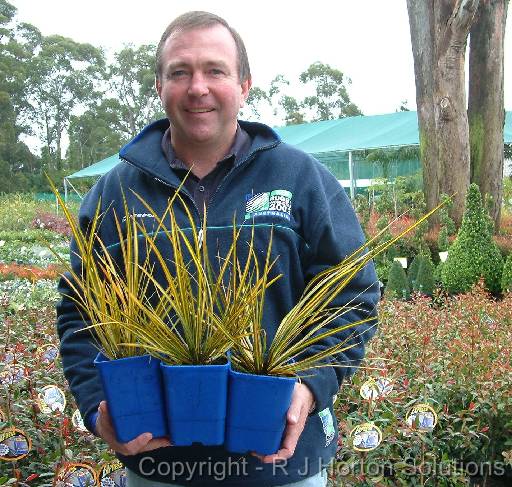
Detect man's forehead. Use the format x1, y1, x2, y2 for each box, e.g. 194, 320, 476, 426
165, 24, 235, 47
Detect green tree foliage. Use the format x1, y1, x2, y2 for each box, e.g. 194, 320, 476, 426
107, 44, 163, 139
241, 74, 305, 126
441, 184, 503, 294
437, 226, 449, 252
24, 35, 105, 170
385, 260, 410, 300
407, 254, 423, 288
501, 253, 512, 293
300, 62, 362, 121
66, 99, 125, 171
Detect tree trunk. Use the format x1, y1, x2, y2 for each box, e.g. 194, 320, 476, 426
407, 0, 440, 223
468, 0, 508, 231
407, 0, 480, 225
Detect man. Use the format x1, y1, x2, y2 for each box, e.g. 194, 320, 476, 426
57, 11, 379, 487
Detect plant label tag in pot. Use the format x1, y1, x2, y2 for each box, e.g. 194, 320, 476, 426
71, 409, 88, 433
0, 427, 31, 461
54, 463, 98, 487
0, 408, 5, 423
98, 459, 126, 487
406, 403, 438, 432
350, 423, 382, 451
38, 385, 66, 414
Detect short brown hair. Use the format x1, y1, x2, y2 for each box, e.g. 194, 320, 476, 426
155, 11, 251, 83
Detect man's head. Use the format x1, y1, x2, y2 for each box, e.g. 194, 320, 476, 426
155, 11, 252, 155
155, 11, 251, 84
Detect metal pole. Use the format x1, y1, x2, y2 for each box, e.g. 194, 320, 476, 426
348, 151, 355, 199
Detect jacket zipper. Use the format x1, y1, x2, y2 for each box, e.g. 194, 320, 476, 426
121, 139, 280, 228
204, 141, 280, 223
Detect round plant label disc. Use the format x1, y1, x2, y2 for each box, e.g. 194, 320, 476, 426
71, 409, 88, 432
98, 459, 126, 487
0, 427, 31, 461
350, 422, 383, 451
54, 463, 98, 487
359, 379, 380, 400
0, 365, 25, 385
406, 403, 438, 432
38, 385, 66, 414
375, 377, 393, 397
41, 345, 59, 363
360, 377, 394, 400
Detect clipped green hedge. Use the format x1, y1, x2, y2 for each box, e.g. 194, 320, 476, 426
502, 252, 512, 293
385, 260, 410, 300
414, 257, 435, 296
441, 184, 503, 294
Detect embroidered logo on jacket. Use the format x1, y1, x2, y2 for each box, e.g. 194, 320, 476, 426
244, 190, 292, 221
318, 408, 335, 447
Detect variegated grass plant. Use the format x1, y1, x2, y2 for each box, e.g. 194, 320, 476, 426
50, 180, 276, 365
50, 182, 158, 360
225, 204, 444, 377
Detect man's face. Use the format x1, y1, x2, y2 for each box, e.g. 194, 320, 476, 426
156, 24, 251, 152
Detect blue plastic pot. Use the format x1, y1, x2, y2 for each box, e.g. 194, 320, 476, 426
225, 368, 296, 455
94, 352, 168, 443
160, 360, 229, 446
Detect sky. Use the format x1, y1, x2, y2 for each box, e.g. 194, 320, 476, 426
8, 0, 512, 117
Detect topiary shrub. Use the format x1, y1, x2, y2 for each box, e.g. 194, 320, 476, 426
385, 260, 410, 300
407, 254, 423, 288
441, 184, 503, 294
434, 262, 444, 286
437, 226, 449, 252
501, 253, 512, 293
413, 257, 435, 296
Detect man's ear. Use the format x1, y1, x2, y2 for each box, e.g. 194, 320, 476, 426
240, 77, 252, 108
155, 77, 162, 98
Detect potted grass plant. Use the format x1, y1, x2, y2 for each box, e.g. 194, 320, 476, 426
223, 204, 443, 455
49, 184, 168, 443
103, 193, 276, 447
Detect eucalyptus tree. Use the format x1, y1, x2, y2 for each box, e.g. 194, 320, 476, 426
407, 0, 508, 229
468, 0, 509, 229
0, 0, 40, 176
24, 35, 105, 170
299, 62, 362, 121
66, 99, 125, 170
106, 44, 163, 139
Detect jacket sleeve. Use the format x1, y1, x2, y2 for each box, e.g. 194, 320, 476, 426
299, 186, 379, 414
56, 196, 104, 435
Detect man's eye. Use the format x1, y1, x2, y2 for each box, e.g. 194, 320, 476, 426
170, 70, 187, 78
210, 68, 224, 75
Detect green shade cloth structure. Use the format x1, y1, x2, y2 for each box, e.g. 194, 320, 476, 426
66, 153, 122, 179
64, 111, 512, 199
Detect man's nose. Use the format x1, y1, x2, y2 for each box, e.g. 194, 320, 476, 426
188, 72, 209, 97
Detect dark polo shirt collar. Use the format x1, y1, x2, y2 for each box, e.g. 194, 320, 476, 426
160, 124, 251, 215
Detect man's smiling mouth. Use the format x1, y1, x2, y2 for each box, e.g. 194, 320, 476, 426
187, 108, 214, 113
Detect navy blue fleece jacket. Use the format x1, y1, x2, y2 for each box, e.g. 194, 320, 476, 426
56, 119, 379, 486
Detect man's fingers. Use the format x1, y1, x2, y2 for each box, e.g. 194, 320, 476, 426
97, 401, 170, 456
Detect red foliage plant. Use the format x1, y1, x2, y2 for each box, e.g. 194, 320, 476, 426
32, 211, 72, 237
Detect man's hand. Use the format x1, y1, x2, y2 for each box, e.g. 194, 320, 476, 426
95, 401, 171, 456
253, 382, 315, 463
